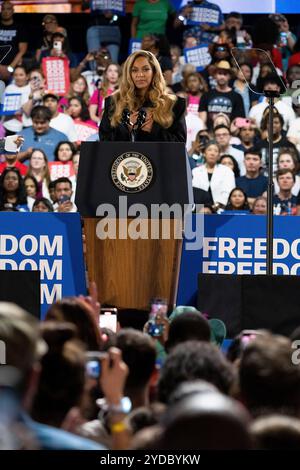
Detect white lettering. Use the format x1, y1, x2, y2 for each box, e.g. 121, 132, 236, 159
219, 238, 235, 258
203, 237, 217, 257
202, 261, 217, 273
254, 238, 266, 259
290, 263, 300, 275
0, 259, 17, 269
40, 235, 63, 256
40, 260, 63, 281
41, 284, 62, 304
218, 262, 235, 274
291, 240, 300, 260
238, 238, 253, 259
254, 262, 266, 274
273, 263, 290, 274
19, 235, 38, 256
19, 259, 38, 270
236, 262, 252, 274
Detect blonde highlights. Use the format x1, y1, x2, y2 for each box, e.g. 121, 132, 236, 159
110, 51, 176, 128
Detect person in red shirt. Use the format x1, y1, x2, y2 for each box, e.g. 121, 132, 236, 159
0, 150, 28, 176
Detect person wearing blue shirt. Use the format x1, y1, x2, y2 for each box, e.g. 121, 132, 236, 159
18, 106, 69, 163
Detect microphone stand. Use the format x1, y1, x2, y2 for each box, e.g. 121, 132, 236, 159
131, 109, 147, 142
265, 89, 280, 275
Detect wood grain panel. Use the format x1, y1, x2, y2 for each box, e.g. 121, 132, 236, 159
84, 218, 182, 311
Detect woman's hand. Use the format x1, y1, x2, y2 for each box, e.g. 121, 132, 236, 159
140, 109, 153, 133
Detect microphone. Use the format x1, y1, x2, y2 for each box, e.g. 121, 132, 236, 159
121, 108, 131, 127
136, 108, 147, 130
121, 107, 147, 141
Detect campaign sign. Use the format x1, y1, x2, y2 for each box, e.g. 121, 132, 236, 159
0, 213, 86, 319
184, 45, 211, 71
129, 38, 142, 55
0, 93, 22, 116
90, 0, 125, 14
177, 214, 300, 307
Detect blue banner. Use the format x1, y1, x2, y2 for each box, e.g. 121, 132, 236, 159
177, 214, 300, 307
129, 38, 142, 56
0, 213, 86, 319
0, 93, 22, 116
187, 5, 221, 26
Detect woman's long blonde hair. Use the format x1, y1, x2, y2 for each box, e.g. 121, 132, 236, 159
110, 50, 176, 128
27, 148, 51, 187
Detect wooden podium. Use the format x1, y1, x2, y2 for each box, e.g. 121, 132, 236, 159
76, 142, 192, 312
84, 218, 183, 311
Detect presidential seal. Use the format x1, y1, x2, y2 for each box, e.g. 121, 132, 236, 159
111, 152, 153, 193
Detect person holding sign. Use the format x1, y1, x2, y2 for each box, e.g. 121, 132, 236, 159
175, 0, 224, 45
99, 50, 186, 142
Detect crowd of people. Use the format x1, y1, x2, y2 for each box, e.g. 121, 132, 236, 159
0, 1, 300, 215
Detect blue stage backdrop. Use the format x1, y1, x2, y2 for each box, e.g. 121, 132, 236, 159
177, 214, 300, 307
0, 213, 86, 319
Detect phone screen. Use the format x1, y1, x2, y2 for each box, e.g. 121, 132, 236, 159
58, 195, 70, 204
99, 309, 117, 332
86, 359, 101, 379
150, 298, 168, 316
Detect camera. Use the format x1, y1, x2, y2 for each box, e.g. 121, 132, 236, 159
147, 321, 164, 337
86, 359, 101, 379
58, 195, 70, 204
85, 352, 107, 379
150, 297, 168, 315
53, 41, 62, 52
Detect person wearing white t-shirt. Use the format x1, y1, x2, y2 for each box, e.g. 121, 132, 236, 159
42, 93, 77, 142
214, 124, 245, 175
185, 112, 205, 153
287, 118, 300, 152
53, 177, 77, 213
249, 77, 295, 131
2, 65, 30, 133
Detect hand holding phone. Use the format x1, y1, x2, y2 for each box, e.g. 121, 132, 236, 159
85, 351, 107, 379
99, 308, 118, 333
150, 298, 168, 316
234, 117, 251, 128
58, 195, 70, 204
147, 320, 164, 337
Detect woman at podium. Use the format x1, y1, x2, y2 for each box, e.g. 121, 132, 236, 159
99, 51, 186, 142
